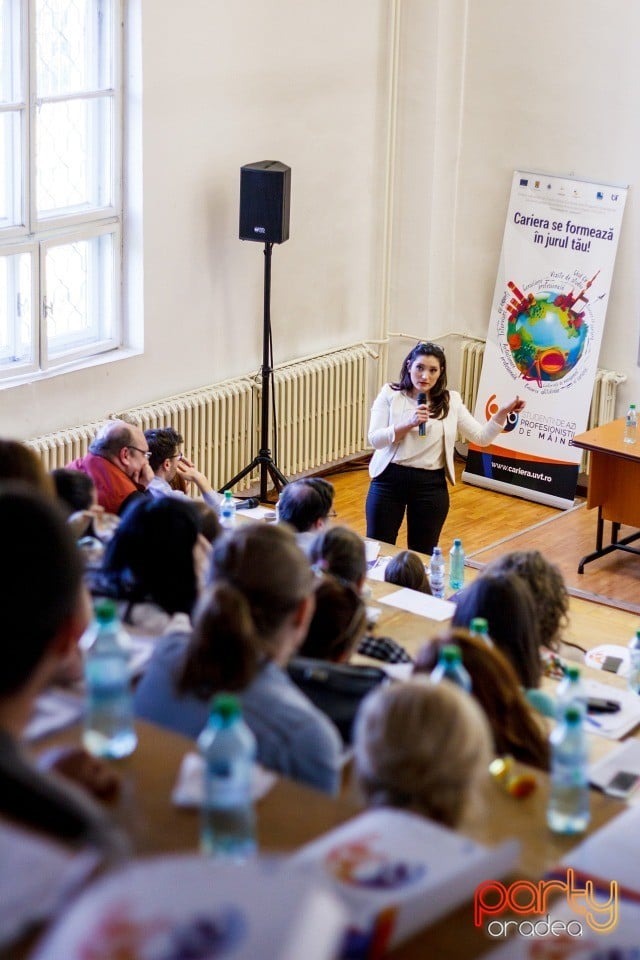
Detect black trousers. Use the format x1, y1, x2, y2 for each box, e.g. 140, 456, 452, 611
365, 463, 449, 556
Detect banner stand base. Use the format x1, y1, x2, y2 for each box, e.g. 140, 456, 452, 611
461, 470, 577, 511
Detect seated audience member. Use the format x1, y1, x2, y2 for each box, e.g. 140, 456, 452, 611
0, 438, 54, 495
309, 525, 368, 589
353, 679, 492, 827
52, 467, 120, 542
145, 427, 224, 509
484, 549, 575, 657
414, 629, 549, 769
276, 477, 335, 552
452, 570, 554, 716
309, 525, 412, 665
290, 576, 385, 743
384, 550, 432, 594
51, 467, 96, 512
134, 524, 343, 794
299, 576, 368, 663
0, 485, 126, 857
96, 496, 208, 632
66, 419, 153, 515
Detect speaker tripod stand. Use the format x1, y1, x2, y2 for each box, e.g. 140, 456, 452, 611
221, 242, 288, 503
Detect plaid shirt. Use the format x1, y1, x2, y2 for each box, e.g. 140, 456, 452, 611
357, 634, 413, 664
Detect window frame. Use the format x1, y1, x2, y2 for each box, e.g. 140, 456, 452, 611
0, 0, 124, 382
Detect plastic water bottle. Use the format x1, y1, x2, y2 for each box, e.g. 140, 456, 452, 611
429, 546, 446, 599
555, 665, 587, 720
547, 706, 590, 835
219, 490, 237, 530
628, 629, 640, 694
470, 617, 492, 647
430, 644, 472, 692
198, 694, 257, 859
448, 538, 465, 591
624, 403, 637, 444
82, 600, 137, 759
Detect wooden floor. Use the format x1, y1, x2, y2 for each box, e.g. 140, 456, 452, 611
323, 457, 640, 652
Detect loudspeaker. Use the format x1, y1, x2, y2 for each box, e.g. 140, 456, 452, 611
239, 161, 291, 244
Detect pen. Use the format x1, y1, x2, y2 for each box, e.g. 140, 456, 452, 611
585, 714, 602, 729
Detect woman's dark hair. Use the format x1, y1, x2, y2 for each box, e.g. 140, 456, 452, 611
414, 628, 550, 770
384, 550, 431, 594
451, 571, 542, 689
391, 341, 449, 420
485, 550, 568, 651
51, 467, 95, 513
100, 496, 200, 615
308, 526, 367, 586
0, 484, 83, 697
176, 524, 314, 698
299, 575, 367, 662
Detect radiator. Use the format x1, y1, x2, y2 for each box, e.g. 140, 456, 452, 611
459, 338, 627, 473
26, 345, 371, 493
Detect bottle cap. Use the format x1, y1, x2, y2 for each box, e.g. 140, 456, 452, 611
566, 666, 580, 682
94, 599, 117, 624
209, 693, 241, 726
470, 617, 489, 635
432, 546, 442, 556
563, 705, 581, 725
453, 538, 462, 547
224, 490, 233, 500
441, 644, 462, 664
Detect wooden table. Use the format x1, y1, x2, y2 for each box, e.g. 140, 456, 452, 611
572, 418, 640, 572
12, 712, 626, 960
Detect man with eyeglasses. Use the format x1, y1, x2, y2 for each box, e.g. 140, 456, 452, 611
67, 419, 154, 515
144, 427, 223, 509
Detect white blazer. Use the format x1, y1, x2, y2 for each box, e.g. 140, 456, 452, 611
368, 385, 503, 484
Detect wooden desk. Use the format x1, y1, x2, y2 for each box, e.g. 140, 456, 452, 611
572, 418, 640, 572
15, 716, 625, 960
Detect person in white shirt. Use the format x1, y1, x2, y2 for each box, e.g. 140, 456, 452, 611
145, 427, 223, 509
365, 341, 525, 555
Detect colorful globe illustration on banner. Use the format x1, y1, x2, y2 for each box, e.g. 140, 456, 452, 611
505, 274, 598, 386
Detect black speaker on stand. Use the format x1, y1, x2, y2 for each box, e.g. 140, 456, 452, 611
222, 162, 291, 503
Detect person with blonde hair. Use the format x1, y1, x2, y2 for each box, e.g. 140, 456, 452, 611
353, 678, 492, 827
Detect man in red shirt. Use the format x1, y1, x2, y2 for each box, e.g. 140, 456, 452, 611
67, 419, 154, 515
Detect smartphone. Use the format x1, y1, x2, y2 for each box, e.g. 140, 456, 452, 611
605, 770, 640, 799
602, 656, 623, 674
586, 697, 621, 714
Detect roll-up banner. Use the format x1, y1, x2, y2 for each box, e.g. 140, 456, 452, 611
463, 170, 628, 509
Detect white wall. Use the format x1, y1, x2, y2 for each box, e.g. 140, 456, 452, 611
458, 0, 640, 391
4, 0, 640, 441
1, 0, 391, 438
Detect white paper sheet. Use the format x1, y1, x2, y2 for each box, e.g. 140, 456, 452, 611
580, 678, 640, 740
172, 752, 278, 807
378, 587, 456, 622
24, 690, 84, 742
589, 739, 640, 798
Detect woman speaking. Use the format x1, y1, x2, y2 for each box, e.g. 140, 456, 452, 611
365, 341, 525, 555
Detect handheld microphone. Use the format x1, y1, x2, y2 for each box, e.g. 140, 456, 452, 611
417, 392, 427, 437
236, 497, 260, 511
